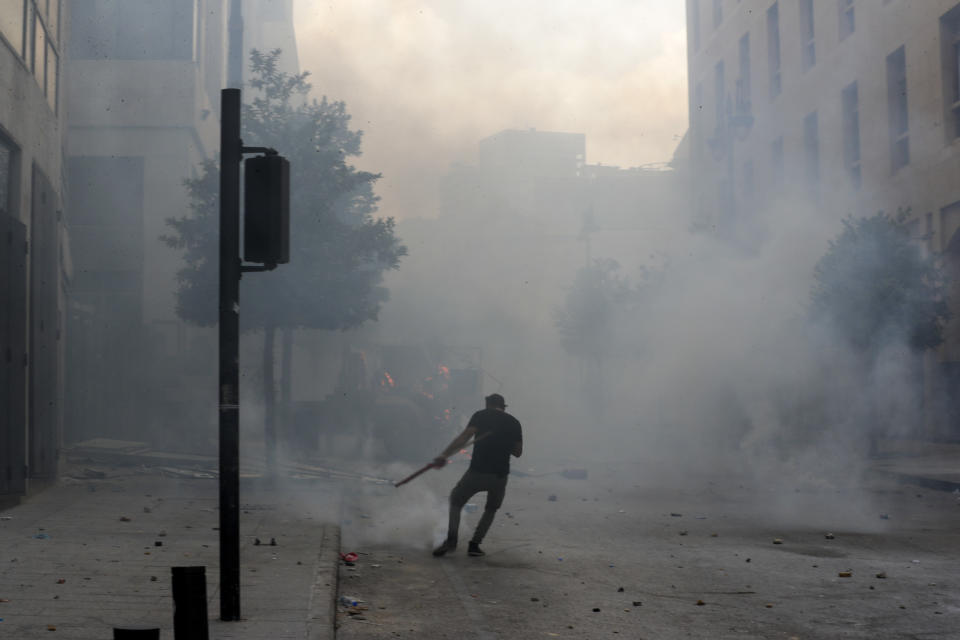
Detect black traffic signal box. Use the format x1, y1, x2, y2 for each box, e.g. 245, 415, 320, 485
244, 154, 290, 264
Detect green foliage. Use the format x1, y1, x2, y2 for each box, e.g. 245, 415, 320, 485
162, 49, 407, 331
811, 209, 949, 354
554, 259, 640, 360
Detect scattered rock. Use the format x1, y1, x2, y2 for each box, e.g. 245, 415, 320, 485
143, 507, 151, 514
711, 533, 718, 537
617, 587, 624, 593
56, 579, 65, 584
592, 607, 601, 612
119, 517, 131, 522
150, 576, 157, 582
154, 541, 163, 547
765, 603, 774, 608
773, 538, 783, 545
838, 571, 853, 578
632, 601, 642, 607
825, 533, 835, 540
548, 495, 558, 502
254, 538, 261, 546
679, 530, 688, 536
670, 513, 682, 517
531, 597, 540, 602
696, 600, 705, 606
876, 572, 887, 579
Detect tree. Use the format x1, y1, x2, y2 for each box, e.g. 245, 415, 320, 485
811, 209, 949, 355
811, 209, 950, 453
162, 50, 407, 467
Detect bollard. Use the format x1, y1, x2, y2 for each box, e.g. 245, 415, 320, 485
113, 626, 160, 639
171, 566, 209, 640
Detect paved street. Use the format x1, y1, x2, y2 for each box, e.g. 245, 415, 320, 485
0, 467, 340, 640
336, 454, 960, 639
1, 445, 959, 639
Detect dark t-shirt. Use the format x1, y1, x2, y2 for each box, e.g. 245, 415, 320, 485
467, 408, 523, 477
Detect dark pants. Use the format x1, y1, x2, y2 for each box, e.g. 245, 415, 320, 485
445, 469, 508, 545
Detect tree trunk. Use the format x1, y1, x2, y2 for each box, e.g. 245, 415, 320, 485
280, 327, 293, 459
263, 323, 276, 478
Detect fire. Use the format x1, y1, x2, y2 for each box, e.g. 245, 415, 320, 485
380, 371, 395, 388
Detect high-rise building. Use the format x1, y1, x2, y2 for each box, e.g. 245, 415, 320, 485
64, 0, 299, 446
0, 0, 69, 502
686, 0, 960, 436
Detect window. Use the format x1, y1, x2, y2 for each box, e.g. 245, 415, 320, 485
841, 81, 861, 189
767, 2, 781, 99
940, 4, 960, 140
803, 111, 819, 186
839, 0, 855, 41
742, 158, 755, 204
887, 45, 909, 172
691, 0, 701, 51
771, 136, 784, 187
737, 32, 751, 113
693, 82, 704, 155
800, 0, 816, 71
0, 134, 17, 216
70, 0, 195, 61
713, 0, 722, 28
715, 60, 726, 128
0, 1, 25, 58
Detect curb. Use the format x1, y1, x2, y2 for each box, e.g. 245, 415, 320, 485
307, 522, 341, 640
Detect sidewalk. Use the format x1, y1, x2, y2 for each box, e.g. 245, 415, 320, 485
0, 465, 342, 639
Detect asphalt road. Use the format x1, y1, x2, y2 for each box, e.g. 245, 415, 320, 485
335, 456, 960, 639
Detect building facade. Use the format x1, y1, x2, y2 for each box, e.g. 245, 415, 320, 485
64, 0, 299, 448
0, 0, 68, 502
686, 0, 960, 436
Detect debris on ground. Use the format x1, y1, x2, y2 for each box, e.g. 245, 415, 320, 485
876, 572, 887, 579
696, 600, 705, 606
773, 538, 783, 545
592, 607, 601, 612
825, 533, 835, 540
560, 469, 588, 480
679, 530, 688, 536
632, 601, 642, 607
548, 495, 558, 502
119, 516, 131, 522
254, 538, 261, 546
670, 513, 682, 517
617, 587, 624, 592
838, 571, 853, 578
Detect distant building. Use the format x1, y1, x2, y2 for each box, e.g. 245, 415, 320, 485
685, 0, 960, 436
0, 1, 69, 502
64, 1, 299, 446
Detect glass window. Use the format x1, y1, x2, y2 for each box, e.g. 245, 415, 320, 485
47, 0, 58, 45
45, 37, 56, 110
32, 7, 45, 78
0, 1, 24, 58
800, 0, 816, 71
0, 136, 14, 216
887, 45, 909, 171
767, 2, 781, 99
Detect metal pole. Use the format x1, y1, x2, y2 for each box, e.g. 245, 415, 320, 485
218, 87, 242, 621
227, 0, 244, 88
172, 566, 210, 639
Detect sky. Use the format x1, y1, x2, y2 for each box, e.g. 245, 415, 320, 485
293, 0, 689, 220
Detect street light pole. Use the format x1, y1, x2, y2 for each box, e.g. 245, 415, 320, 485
218, 87, 242, 622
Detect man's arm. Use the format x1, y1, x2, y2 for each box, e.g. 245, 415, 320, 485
433, 425, 478, 467
511, 440, 522, 458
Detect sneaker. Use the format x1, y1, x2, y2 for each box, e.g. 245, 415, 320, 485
467, 542, 485, 557
432, 540, 456, 557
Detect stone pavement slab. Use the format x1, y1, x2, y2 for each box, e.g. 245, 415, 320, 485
0, 469, 341, 640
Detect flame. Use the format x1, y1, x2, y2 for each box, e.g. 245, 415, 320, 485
380, 371, 395, 388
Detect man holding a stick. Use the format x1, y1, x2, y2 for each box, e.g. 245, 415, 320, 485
431, 393, 523, 557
